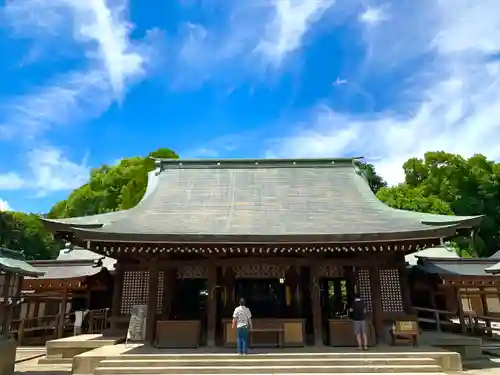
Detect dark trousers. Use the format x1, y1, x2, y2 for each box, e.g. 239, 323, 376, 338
237, 326, 249, 354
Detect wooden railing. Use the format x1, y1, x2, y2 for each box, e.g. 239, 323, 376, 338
85, 308, 110, 334
10, 309, 110, 345
413, 306, 457, 332
413, 306, 500, 339
10, 314, 66, 345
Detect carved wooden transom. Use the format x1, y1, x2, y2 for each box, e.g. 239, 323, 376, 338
318, 265, 344, 278
379, 269, 404, 313
177, 266, 208, 279
232, 264, 286, 279
120, 270, 149, 315
356, 268, 373, 312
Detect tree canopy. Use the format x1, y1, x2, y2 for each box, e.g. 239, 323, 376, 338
48, 148, 178, 218
1, 149, 499, 259
0, 211, 59, 260
375, 151, 500, 257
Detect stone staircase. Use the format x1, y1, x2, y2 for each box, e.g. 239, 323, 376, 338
93, 352, 447, 374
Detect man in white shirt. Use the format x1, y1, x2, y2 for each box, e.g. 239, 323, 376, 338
232, 298, 252, 354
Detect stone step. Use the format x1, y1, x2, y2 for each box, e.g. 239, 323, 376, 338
110, 352, 445, 360
99, 357, 437, 367
37, 356, 73, 365
94, 364, 443, 374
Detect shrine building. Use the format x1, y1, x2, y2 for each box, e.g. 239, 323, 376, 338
42, 157, 482, 348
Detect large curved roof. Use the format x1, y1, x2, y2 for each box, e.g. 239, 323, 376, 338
42, 158, 482, 244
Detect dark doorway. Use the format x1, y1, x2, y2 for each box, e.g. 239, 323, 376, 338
235, 278, 287, 318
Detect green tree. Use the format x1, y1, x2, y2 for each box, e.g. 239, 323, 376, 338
357, 161, 387, 194
380, 151, 500, 257
0, 211, 59, 260
48, 147, 179, 218
376, 185, 453, 215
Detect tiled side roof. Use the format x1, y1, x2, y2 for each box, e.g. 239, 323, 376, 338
416, 258, 500, 277
56, 248, 115, 270
405, 246, 459, 266
0, 247, 44, 277
42, 158, 482, 242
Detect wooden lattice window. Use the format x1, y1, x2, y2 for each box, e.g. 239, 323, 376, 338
120, 270, 149, 314
356, 268, 372, 312
157, 271, 164, 313
379, 269, 404, 313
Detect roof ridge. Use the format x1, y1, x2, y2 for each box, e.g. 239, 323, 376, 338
153, 157, 362, 170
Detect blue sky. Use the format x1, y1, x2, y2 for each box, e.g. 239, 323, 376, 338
1, 0, 499, 214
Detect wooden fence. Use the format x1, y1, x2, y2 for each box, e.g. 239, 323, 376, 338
10, 308, 110, 345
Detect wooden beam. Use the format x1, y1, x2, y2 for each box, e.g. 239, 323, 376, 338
117, 256, 395, 271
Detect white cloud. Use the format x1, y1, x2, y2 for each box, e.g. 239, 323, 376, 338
267, 0, 500, 185
2, 70, 110, 140
0, 0, 155, 139
0, 173, 24, 190
255, 0, 335, 66
26, 147, 89, 196
359, 6, 389, 26
174, 0, 334, 86
0, 198, 11, 211
0, 147, 90, 196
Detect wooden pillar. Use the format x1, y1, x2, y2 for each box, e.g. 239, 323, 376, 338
285, 266, 300, 314
162, 268, 176, 318
369, 267, 384, 343
146, 265, 159, 344
399, 266, 414, 314
206, 264, 217, 347
110, 265, 123, 332
309, 263, 323, 346
57, 287, 68, 338
455, 287, 467, 334
0, 273, 11, 335
85, 290, 91, 310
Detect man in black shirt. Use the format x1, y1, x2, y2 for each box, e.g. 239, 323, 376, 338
349, 293, 368, 350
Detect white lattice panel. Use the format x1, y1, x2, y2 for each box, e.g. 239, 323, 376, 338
356, 269, 373, 312
120, 270, 149, 314
157, 271, 164, 313
379, 269, 404, 313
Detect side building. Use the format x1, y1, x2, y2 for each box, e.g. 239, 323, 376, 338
42, 158, 482, 348
409, 248, 500, 334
